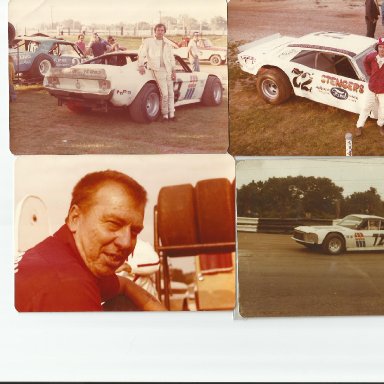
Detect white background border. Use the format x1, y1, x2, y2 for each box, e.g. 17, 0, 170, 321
3, 0, 384, 381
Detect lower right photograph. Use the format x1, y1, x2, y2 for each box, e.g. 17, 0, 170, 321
236, 157, 384, 318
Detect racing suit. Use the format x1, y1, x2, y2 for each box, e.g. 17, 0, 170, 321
138, 38, 176, 118
356, 51, 384, 129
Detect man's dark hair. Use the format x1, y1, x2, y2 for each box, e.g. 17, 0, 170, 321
69, 170, 147, 213
154, 23, 166, 33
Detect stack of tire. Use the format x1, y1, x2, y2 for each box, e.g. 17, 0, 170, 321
156, 178, 235, 255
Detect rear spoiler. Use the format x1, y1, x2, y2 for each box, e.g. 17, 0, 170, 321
238, 33, 282, 52
48, 67, 107, 80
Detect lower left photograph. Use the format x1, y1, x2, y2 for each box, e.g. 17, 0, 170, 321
14, 154, 235, 312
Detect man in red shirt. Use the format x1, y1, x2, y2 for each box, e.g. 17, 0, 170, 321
355, 37, 384, 137
15, 170, 166, 312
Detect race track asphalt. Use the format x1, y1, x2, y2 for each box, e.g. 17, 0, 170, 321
238, 232, 384, 318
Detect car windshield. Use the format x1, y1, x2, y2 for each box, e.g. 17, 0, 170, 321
199, 38, 213, 48
355, 46, 376, 79
337, 215, 364, 229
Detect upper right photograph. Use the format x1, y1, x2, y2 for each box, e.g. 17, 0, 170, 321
228, 0, 384, 156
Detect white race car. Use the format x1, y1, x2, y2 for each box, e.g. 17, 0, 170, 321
43, 51, 223, 123
238, 31, 378, 116
292, 214, 384, 255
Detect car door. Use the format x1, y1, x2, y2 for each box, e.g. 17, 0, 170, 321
173, 56, 205, 103
289, 50, 366, 114
371, 219, 384, 249
357, 219, 384, 249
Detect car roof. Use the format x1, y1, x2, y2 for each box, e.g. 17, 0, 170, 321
345, 214, 384, 220
14, 35, 70, 44
288, 31, 376, 57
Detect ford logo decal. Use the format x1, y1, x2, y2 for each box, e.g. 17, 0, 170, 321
331, 87, 348, 100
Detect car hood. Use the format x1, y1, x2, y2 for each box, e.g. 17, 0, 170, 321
294, 225, 348, 233
238, 33, 295, 58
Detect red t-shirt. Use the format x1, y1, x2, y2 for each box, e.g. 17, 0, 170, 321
15, 225, 120, 312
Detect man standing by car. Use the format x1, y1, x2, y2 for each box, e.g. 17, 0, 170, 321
138, 23, 177, 122
15, 170, 166, 312
355, 37, 384, 137
188, 32, 201, 72
365, 0, 380, 38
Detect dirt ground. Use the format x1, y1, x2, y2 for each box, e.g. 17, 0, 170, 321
228, 0, 383, 42
9, 65, 228, 154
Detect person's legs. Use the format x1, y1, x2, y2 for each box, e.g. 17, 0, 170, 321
376, 93, 384, 135
366, 18, 377, 38
153, 68, 169, 118
166, 72, 175, 118
356, 88, 377, 135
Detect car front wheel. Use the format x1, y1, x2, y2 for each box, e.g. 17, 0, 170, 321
322, 234, 345, 255
256, 68, 292, 105
30, 54, 54, 80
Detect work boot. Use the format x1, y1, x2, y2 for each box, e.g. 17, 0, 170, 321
355, 127, 362, 137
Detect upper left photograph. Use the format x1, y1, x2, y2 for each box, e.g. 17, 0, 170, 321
8, 0, 228, 154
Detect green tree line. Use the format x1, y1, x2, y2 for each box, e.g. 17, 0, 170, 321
237, 176, 384, 219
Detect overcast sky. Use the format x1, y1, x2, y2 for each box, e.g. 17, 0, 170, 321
9, 0, 227, 29
236, 157, 384, 198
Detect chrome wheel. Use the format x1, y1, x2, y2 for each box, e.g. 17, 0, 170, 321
146, 92, 160, 118
39, 59, 52, 76
261, 79, 279, 100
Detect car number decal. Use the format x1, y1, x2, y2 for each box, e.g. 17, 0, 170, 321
354, 232, 366, 247
373, 234, 384, 246
174, 79, 183, 102
292, 68, 313, 92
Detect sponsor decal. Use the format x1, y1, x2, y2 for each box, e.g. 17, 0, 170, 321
321, 75, 364, 93
355, 232, 366, 247
116, 89, 131, 95
184, 74, 198, 99
240, 54, 256, 65
331, 87, 348, 100
292, 68, 313, 92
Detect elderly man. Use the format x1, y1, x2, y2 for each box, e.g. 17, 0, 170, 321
138, 23, 177, 122
15, 170, 166, 312
188, 32, 201, 72
355, 37, 384, 137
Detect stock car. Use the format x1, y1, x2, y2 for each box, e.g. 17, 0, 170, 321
43, 51, 223, 123
9, 35, 85, 81
170, 37, 227, 66
292, 214, 384, 255
237, 31, 378, 116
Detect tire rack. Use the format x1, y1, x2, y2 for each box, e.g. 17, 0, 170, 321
153, 205, 235, 310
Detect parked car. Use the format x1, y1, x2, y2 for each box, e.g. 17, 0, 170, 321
169, 36, 227, 66
292, 214, 384, 255
43, 51, 223, 123
9, 35, 85, 80
238, 31, 378, 117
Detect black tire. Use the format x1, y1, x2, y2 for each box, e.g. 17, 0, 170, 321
29, 54, 54, 80
256, 68, 292, 105
129, 83, 160, 124
66, 102, 91, 114
8, 22, 16, 47
201, 76, 223, 106
322, 234, 345, 255
209, 54, 221, 66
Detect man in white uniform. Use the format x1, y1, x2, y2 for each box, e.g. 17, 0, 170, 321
138, 23, 177, 122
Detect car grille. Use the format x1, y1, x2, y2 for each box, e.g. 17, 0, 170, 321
293, 230, 305, 241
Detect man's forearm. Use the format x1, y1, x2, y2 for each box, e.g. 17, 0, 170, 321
117, 276, 167, 311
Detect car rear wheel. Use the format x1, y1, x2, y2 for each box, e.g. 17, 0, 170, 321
209, 54, 222, 66
30, 54, 54, 80
201, 76, 223, 106
256, 68, 292, 104
129, 83, 160, 124
65, 102, 91, 114
322, 234, 345, 255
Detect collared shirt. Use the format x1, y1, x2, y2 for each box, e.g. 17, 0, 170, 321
15, 224, 119, 312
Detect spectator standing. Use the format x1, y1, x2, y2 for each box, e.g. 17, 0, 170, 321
188, 32, 201, 72
365, 0, 380, 38
75, 33, 86, 55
